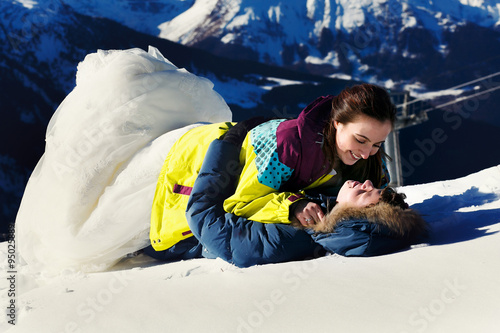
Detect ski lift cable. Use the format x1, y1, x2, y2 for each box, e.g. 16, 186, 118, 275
396, 71, 500, 108
419, 84, 500, 114
444, 71, 500, 91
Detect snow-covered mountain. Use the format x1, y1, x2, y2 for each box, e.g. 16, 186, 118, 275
60, 0, 500, 89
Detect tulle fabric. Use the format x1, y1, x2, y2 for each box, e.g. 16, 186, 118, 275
15, 46, 232, 273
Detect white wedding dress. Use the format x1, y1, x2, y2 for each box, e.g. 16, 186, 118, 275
15, 46, 232, 273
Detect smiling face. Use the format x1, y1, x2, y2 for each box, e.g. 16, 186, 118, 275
334, 114, 392, 165
336, 180, 382, 208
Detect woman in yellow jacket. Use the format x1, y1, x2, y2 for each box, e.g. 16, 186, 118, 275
150, 83, 396, 257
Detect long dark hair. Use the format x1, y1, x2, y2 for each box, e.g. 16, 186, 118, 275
322, 84, 396, 187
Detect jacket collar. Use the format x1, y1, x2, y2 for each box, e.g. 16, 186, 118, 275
278, 95, 333, 190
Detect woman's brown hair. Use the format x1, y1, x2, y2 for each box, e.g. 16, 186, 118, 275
322, 83, 397, 187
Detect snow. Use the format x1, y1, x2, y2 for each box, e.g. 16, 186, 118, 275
267, 6, 281, 24
225, 7, 257, 30
158, 0, 220, 44
49, 1, 189, 37
1, 165, 500, 332
200, 73, 267, 109
14, 0, 37, 10
2, 43, 500, 332
335, 0, 368, 32
200, 72, 315, 109
258, 77, 313, 90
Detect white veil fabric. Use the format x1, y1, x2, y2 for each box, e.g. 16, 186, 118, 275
15, 46, 232, 273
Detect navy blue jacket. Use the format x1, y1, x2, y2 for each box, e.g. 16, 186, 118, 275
186, 140, 323, 267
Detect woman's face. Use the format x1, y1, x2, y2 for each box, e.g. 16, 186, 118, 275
336, 180, 381, 208
334, 114, 392, 165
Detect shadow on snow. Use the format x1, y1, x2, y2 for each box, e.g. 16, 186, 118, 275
411, 187, 500, 246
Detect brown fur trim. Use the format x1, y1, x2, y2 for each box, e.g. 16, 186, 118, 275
312, 202, 428, 238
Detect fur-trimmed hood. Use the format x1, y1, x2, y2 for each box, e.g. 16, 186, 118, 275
312, 202, 428, 239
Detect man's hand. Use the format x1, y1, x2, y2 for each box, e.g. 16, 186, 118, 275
291, 200, 325, 227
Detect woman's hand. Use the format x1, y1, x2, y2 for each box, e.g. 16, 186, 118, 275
292, 200, 325, 227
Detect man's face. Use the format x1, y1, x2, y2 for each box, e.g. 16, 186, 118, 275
336, 180, 382, 208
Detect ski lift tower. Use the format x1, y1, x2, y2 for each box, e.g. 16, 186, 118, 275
385, 91, 428, 187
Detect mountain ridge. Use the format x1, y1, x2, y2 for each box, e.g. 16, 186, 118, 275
58, 0, 500, 89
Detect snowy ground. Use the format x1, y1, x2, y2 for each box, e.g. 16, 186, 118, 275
1, 165, 499, 333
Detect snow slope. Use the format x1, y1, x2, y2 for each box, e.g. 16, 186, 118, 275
1, 165, 499, 333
